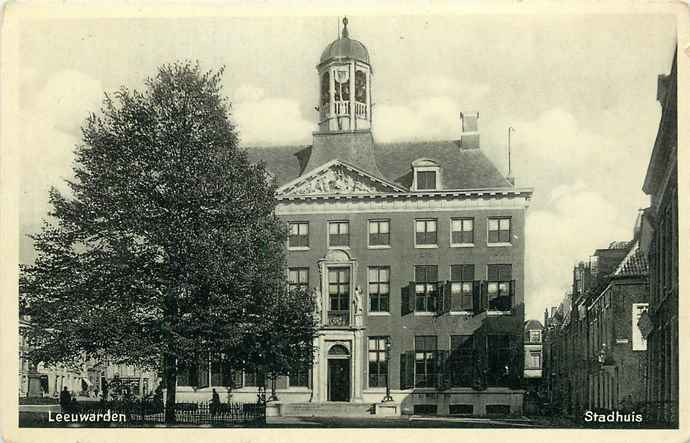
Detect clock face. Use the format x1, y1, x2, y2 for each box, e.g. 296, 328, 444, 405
335, 69, 349, 83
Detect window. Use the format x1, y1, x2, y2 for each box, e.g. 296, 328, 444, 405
529, 330, 541, 343
328, 268, 350, 311
487, 264, 513, 311
210, 356, 242, 388
368, 267, 390, 313
244, 368, 266, 387
368, 220, 390, 247
415, 219, 437, 246
414, 336, 437, 387
334, 69, 350, 101
368, 336, 389, 388
416, 171, 437, 190
415, 265, 438, 312
355, 70, 367, 104
488, 217, 511, 244
528, 351, 542, 369
449, 404, 474, 415
288, 268, 309, 292
289, 367, 309, 387
486, 404, 511, 415
413, 404, 437, 415
451, 218, 474, 245
487, 335, 513, 386
288, 222, 309, 249
320, 71, 330, 108
450, 265, 474, 311
328, 221, 349, 247
450, 335, 474, 387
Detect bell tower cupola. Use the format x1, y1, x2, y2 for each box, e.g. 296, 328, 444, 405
317, 17, 372, 133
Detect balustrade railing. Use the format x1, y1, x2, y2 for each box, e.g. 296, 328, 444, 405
355, 102, 367, 118
326, 310, 350, 327
333, 101, 350, 116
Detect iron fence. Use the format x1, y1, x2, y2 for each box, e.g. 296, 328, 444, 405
67, 399, 266, 426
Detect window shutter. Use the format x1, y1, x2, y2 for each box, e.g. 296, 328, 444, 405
436, 350, 450, 390
443, 281, 451, 314
401, 283, 414, 316
509, 280, 516, 309
480, 281, 488, 311
472, 280, 482, 314
400, 351, 414, 389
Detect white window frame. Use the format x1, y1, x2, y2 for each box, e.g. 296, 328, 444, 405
414, 218, 438, 249
487, 217, 512, 247
450, 217, 475, 247
529, 330, 541, 343
367, 219, 391, 249
327, 220, 350, 249
287, 221, 310, 251
367, 266, 391, 315
412, 166, 441, 191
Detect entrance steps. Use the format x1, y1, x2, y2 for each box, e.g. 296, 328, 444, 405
279, 402, 375, 417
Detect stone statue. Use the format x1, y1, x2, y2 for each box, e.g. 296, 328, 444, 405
312, 287, 322, 326
353, 287, 363, 328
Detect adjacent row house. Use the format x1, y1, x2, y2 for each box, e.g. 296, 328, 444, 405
638, 49, 679, 427
542, 234, 649, 419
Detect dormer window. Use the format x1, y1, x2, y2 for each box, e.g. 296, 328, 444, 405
411, 158, 441, 191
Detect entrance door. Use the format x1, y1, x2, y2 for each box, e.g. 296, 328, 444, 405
327, 359, 350, 402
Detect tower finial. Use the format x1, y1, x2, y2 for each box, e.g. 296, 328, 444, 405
342, 17, 349, 38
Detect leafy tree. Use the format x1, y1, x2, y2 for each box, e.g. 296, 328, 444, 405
20, 61, 315, 423
245, 287, 317, 400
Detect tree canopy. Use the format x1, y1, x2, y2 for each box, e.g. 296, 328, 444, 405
20, 61, 316, 421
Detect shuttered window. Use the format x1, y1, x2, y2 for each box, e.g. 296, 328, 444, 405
414, 336, 437, 388
450, 335, 475, 387
487, 264, 514, 311
450, 265, 474, 311
368, 336, 388, 388
415, 265, 438, 312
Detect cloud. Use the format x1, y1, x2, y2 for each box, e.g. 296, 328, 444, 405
230, 85, 315, 146
19, 69, 104, 263
374, 75, 490, 143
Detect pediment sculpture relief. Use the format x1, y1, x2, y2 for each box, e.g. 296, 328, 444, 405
289, 166, 382, 195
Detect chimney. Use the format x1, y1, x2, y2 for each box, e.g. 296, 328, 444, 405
460, 112, 480, 149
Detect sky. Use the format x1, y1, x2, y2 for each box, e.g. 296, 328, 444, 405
16, 13, 677, 320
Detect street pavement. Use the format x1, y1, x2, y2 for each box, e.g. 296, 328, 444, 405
266, 415, 546, 428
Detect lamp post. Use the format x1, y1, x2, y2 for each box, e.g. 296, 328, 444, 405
382, 337, 394, 402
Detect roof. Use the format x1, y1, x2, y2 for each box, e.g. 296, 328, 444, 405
320, 18, 370, 65
612, 241, 648, 278
524, 319, 544, 331
246, 138, 514, 191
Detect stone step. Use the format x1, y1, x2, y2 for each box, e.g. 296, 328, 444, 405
279, 402, 376, 417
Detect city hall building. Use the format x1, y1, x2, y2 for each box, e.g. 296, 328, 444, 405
179, 19, 533, 416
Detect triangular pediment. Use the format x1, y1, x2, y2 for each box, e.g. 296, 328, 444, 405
277, 160, 405, 197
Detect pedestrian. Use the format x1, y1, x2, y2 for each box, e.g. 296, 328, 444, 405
211, 388, 221, 417
59, 386, 71, 412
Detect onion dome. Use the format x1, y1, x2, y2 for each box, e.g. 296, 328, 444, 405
320, 17, 370, 65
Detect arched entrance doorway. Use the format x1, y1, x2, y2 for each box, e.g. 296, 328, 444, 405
327, 344, 351, 402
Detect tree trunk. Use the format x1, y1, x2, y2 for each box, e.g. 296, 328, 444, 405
163, 288, 179, 424
164, 353, 177, 424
